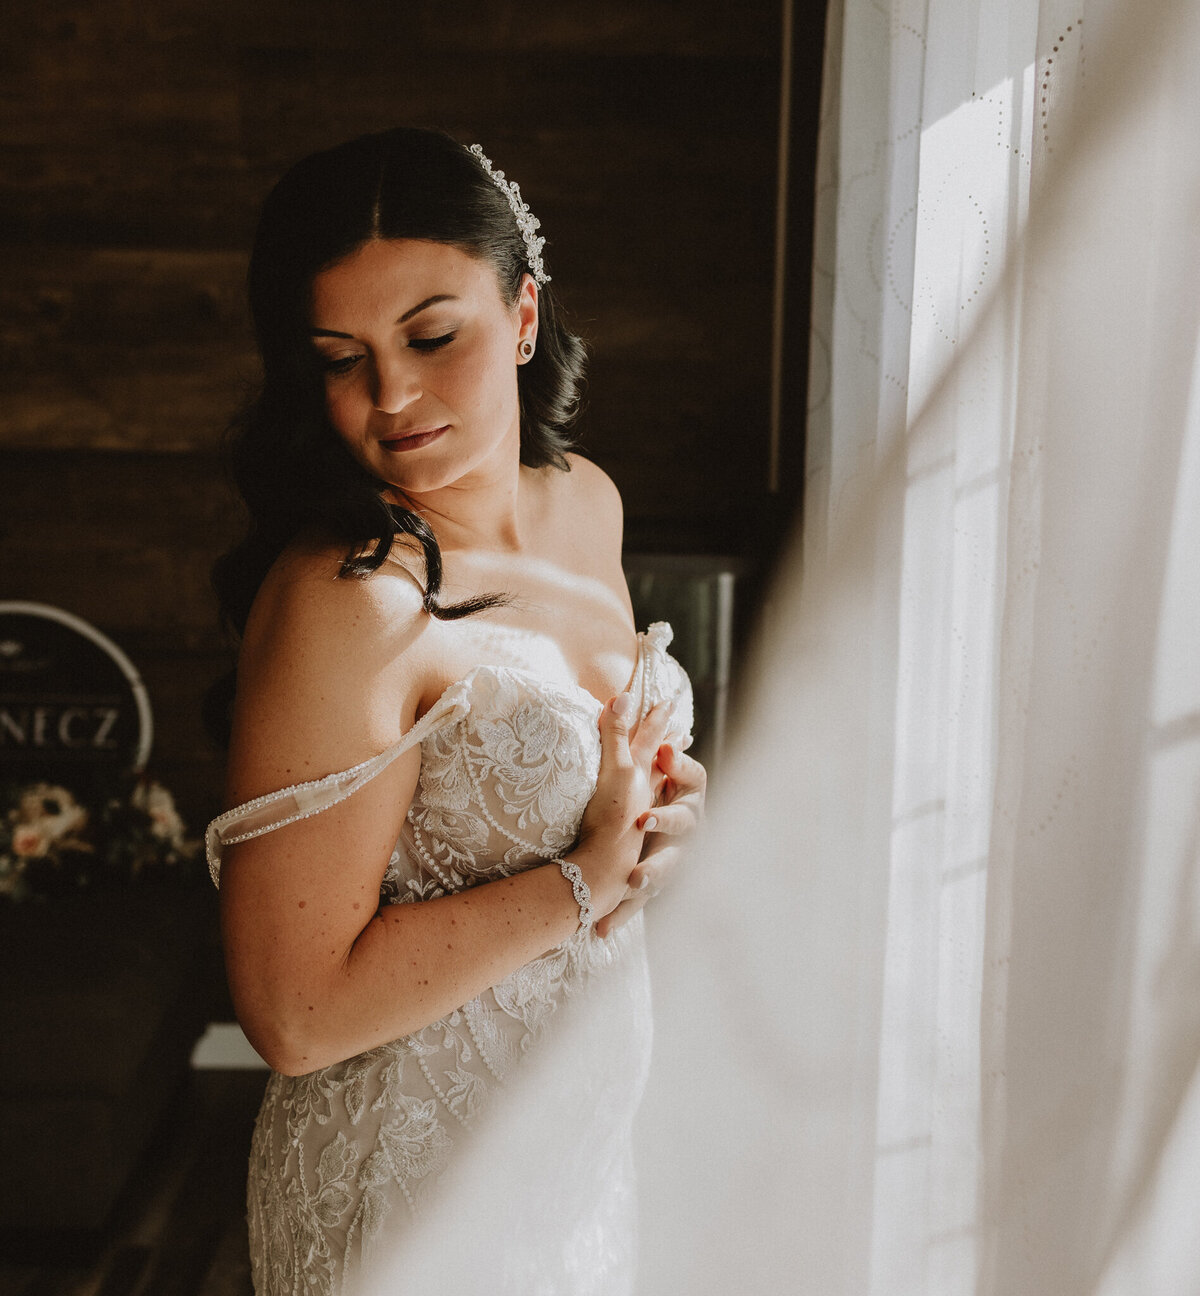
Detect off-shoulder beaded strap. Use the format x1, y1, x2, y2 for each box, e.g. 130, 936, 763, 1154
205, 685, 471, 887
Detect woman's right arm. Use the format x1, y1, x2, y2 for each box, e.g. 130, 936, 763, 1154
219, 548, 664, 1077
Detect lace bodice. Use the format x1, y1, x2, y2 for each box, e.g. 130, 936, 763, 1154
206, 623, 692, 1296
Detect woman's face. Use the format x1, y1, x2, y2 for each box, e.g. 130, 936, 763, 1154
308, 238, 537, 498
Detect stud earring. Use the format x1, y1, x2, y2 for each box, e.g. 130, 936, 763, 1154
518, 339, 535, 361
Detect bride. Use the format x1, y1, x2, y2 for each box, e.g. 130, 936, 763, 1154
205, 127, 704, 1295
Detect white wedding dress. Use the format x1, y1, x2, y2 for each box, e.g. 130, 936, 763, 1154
206, 623, 692, 1296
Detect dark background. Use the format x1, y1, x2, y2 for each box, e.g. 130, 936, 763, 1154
0, 0, 826, 832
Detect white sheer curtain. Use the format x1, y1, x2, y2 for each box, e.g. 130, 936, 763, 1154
345, 4, 1200, 1290
636, 0, 1200, 1293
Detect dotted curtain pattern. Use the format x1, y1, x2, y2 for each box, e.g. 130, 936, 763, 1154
354, 5, 1200, 1291
784, 0, 1200, 1292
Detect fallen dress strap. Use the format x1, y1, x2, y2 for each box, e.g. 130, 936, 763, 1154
205, 687, 470, 887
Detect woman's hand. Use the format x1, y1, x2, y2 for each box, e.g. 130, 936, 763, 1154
569, 695, 673, 918
593, 740, 706, 938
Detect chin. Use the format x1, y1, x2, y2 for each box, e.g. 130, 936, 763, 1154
375, 459, 471, 500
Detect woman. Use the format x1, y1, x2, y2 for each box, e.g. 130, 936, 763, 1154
205, 128, 703, 1295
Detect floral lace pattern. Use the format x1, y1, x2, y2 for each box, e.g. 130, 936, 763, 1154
209, 625, 692, 1296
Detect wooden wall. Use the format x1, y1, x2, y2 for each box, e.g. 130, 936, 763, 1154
1, 1, 794, 829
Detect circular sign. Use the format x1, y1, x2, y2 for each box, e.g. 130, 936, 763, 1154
0, 602, 153, 778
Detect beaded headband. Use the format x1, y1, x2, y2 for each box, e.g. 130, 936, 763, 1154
467, 143, 551, 286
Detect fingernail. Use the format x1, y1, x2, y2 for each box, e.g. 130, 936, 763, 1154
643, 815, 658, 832
636, 874, 651, 891
612, 692, 634, 719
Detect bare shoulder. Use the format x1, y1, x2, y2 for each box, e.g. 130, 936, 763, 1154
562, 453, 623, 516
243, 537, 426, 684
228, 537, 429, 800
527, 456, 628, 623
552, 454, 624, 548
252, 536, 423, 629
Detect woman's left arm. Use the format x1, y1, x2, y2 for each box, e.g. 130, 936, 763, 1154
593, 739, 706, 938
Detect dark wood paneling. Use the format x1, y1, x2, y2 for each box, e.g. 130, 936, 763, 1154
1, 246, 255, 450
8, 1, 778, 59
0, 0, 813, 817
0, 1070, 260, 1296
2, 5, 781, 475
1, 451, 241, 827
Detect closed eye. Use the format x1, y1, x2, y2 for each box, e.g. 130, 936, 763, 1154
320, 354, 363, 375
409, 332, 456, 352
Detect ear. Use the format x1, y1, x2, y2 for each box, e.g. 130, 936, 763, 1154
516, 274, 539, 354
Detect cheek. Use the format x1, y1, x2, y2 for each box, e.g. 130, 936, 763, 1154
469, 346, 519, 417
322, 384, 363, 439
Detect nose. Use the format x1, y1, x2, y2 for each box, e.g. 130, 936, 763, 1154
370, 354, 421, 414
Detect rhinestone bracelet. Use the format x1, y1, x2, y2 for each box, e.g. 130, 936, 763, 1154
558, 859, 595, 931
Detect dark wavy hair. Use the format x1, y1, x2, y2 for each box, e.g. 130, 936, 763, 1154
213, 127, 587, 641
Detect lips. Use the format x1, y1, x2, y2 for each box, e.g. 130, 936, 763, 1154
378, 425, 448, 452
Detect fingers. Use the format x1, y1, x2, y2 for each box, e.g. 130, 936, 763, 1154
628, 701, 672, 767
654, 745, 707, 797
594, 894, 645, 939
597, 695, 671, 781
585, 697, 687, 914
595, 839, 683, 937
641, 745, 706, 836
597, 691, 636, 771
620, 873, 652, 901
627, 840, 681, 893
637, 802, 695, 836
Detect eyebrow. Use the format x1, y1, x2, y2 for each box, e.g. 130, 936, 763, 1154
310, 294, 459, 338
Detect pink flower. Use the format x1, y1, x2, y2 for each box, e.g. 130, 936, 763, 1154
12, 824, 49, 858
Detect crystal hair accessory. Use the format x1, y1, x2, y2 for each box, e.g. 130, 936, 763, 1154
467, 143, 551, 286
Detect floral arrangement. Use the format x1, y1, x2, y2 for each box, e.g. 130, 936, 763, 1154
0, 776, 201, 902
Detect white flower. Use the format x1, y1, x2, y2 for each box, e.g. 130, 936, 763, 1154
16, 783, 88, 842
132, 781, 186, 844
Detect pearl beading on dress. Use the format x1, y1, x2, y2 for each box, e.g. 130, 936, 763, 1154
415, 1055, 472, 1128
205, 689, 470, 885
406, 815, 462, 892
418, 736, 596, 933
211, 628, 692, 1296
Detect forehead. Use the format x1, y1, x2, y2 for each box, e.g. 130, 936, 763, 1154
309, 238, 503, 324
